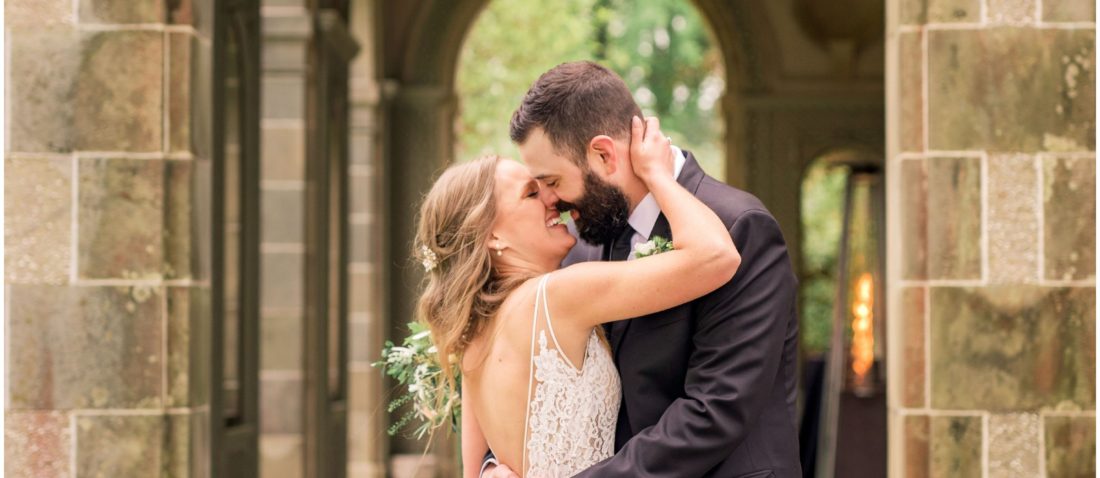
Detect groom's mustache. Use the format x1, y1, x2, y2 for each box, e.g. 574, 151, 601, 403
551, 172, 631, 245
555, 200, 578, 214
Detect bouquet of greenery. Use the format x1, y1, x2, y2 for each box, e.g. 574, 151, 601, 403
372, 321, 461, 439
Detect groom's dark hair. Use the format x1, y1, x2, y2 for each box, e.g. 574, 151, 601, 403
510, 61, 642, 168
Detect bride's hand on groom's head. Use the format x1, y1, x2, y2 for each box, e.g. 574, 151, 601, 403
630, 115, 675, 184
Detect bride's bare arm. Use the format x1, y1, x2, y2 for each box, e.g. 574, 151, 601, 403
461, 382, 489, 478
551, 116, 740, 328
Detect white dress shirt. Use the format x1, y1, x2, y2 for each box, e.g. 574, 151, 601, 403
624, 146, 686, 260
559, 146, 688, 264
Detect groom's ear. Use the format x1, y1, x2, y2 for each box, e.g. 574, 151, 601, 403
586, 135, 619, 177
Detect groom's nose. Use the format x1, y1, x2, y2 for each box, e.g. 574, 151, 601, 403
538, 183, 559, 208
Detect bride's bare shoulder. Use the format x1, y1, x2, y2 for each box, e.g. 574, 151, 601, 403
495, 277, 541, 333
465, 278, 541, 361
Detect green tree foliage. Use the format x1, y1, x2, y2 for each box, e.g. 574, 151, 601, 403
455, 0, 725, 177
799, 161, 848, 356
455, 0, 597, 162
593, 0, 724, 176
458, 0, 849, 359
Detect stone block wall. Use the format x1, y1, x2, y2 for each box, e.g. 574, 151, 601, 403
888, 0, 1096, 475
5, 0, 215, 476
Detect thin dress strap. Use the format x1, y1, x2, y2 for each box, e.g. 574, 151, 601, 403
539, 273, 581, 370
521, 274, 550, 474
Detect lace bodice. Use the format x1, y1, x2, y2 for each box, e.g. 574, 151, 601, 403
522, 275, 621, 477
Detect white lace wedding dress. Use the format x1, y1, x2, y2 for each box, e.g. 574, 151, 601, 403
520, 275, 621, 477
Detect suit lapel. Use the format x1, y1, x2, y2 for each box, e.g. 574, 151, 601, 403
600, 241, 613, 341
610, 151, 707, 359
676, 151, 707, 194
650, 214, 672, 242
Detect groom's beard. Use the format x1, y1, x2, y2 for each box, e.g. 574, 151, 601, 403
556, 170, 631, 245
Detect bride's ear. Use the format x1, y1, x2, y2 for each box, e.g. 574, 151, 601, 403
488, 235, 509, 256
587, 135, 619, 176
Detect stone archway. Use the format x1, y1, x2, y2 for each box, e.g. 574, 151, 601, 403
378, 0, 784, 356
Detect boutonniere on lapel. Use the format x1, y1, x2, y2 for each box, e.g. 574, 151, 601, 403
632, 235, 674, 259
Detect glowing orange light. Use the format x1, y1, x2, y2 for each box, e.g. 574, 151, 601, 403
850, 273, 875, 387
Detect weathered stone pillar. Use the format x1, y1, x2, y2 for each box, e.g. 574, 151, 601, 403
347, 1, 389, 477
383, 83, 457, 476
5, 0, 215, 476
385, 84, 455, 348
722, 92, 749, 190
258, 3, 311, 477
886, 0, 1095, 475
739, 94, 885, 297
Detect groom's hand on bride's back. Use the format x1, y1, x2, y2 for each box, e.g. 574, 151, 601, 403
481, 463, 519, 478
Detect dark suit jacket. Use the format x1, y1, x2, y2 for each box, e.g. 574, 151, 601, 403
568, 153, 802, 478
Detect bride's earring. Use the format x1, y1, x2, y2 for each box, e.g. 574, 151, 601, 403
496, 245, 504, 257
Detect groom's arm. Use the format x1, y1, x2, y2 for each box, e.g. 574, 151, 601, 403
573, 210, 797, 477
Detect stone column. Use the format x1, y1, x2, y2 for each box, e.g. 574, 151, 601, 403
347, 1, 388, 477
887, 0, 1095, 476
382, 83, 458, 476
385, 84, 455, 344
259, 3, 311, 478
5, 0, 215, 476
722, 92, 749, 190
739, 94, 885, 291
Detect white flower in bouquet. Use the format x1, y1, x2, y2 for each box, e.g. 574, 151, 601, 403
373, 321, 461, 439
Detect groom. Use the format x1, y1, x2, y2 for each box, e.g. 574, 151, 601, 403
483, 61, 801, 477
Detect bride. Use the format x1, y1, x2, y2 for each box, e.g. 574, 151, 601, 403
412, 116, 740, 477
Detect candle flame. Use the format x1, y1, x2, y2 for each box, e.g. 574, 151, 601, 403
850, 273, 874, 385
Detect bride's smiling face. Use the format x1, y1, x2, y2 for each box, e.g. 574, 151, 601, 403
491, 160, 576, 270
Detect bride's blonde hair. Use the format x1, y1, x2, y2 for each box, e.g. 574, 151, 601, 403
413, 155, 531, 402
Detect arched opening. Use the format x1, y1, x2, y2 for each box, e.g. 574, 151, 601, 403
797, 147, 887, 477
799, 154, 850, 360
453, 0, 728, 179
378, 1, 887, 475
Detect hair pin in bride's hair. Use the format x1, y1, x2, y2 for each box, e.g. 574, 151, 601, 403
420, 245, 439, 272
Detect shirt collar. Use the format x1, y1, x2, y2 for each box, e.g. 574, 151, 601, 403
628, 146, 686, 239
